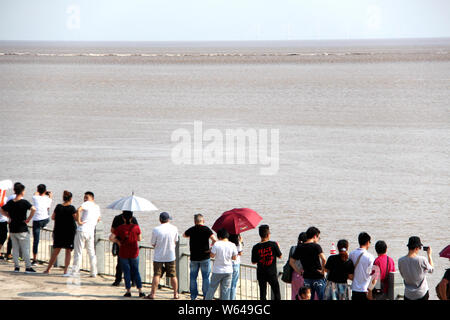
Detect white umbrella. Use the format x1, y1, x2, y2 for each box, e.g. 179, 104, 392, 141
0, 180, 13, 190
107, 193, 158, 212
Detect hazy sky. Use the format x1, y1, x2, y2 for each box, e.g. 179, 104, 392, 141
1, 0, 449, 41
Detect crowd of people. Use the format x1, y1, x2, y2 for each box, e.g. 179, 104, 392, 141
0, 182, 448, 301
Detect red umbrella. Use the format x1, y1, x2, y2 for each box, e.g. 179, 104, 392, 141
439, 245, 450, 259
212, 208, 262, 235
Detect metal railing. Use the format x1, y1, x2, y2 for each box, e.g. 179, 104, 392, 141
5, 226, 407, 300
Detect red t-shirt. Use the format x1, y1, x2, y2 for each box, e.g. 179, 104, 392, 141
114, 224, 141, 259
374, 254, 396, 293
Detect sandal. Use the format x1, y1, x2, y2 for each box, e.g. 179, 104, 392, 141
144, 294, 155, 300
173, 294, 180, 299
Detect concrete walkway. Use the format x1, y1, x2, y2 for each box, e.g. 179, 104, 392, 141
0, 259, 190, 300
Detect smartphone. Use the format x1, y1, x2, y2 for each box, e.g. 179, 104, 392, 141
423, 246, 429, 251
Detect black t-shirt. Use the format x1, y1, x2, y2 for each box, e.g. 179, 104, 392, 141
53, 204, 77, 235
2, 199, 32, 233
292, 242, 324, 279
112, 214, 138, 230
444, 269, 450, 281
184, 225, 213, 261
324, 254, 355, 283
251, 241, 282, 279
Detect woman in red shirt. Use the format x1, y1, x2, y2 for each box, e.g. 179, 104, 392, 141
109, 211, 145, 297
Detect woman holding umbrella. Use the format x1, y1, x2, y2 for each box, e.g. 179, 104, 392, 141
109, 211, 145, 297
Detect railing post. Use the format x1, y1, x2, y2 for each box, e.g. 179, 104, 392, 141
176, 236, 190, 293
95, 221, 105, 275
139, 247, 147, 283
49, 245, 65, 268
388, 271, 404, 300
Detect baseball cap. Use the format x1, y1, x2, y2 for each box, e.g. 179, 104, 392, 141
407, 236, 423, 249
160, 212, 171, 222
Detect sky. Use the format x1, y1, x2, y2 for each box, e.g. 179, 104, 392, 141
0, 0, 449, 41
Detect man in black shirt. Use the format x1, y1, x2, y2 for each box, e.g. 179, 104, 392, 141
0, 183, 37, 273
183, 214, 216, 300
292, 226, 327, 300
251, 224, 282, 300
110, 211, 138, 286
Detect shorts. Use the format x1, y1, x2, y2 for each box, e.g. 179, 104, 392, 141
153, 261, 176, 278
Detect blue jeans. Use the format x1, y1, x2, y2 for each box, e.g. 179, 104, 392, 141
119, 257, 142, 290
304, 278, 326, 300
230, 263, 240, 300
189, 259, 211, 300
32, 218, 49, 255
205, 273, 232, 300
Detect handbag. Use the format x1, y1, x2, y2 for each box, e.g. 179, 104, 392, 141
281, 246, 296, 283
373, 256, 390, 299
112, 242, 119, 256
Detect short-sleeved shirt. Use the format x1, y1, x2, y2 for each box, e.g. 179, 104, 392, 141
111, 214, 138, 230
292, 242, 324, 279
53, 204, 77, 235
251, 241, 282, 279
373, 254, 396, 293
1, 199, 32, 233
211, 240, 238, 274
444, 269, 450, 281
32, 195, 52, 221
77, 201, 101, 233
151, 223, 179, 262
114, 224, 141, 259
325, 254, 355, 283
184, 224, 213, 261
398, 255, 434, 300
349, 248, 375, 292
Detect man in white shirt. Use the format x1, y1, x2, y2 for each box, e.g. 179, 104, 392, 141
31, 184, 52, 265
70, 191, 101, 277
146, 212, 179, 299
205, 228, 237, 300
349, 232, 375, 300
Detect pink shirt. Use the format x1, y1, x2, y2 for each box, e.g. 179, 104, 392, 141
374, 254, 396, 293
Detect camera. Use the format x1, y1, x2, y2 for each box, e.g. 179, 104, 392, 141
45, 191, 51, 196
423, 246, 429, 251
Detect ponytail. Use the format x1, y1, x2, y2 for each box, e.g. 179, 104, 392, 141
337, 239, 349, 262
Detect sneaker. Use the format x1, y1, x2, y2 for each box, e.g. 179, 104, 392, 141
25, 267, 36, 274
124, 292, 131, 297
139, 292, 146, 298
90, 274, 97, 278
112, 281, 121, 286
0, 255, 5, 260
31, 260, 38, 266
62, 273, 72, 277
6, 255, 12, 260
14, 267, 20, 273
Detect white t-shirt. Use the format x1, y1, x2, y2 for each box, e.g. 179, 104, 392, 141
151, 223, 179, 262
232, 241, 243, 265
32, 195, 52, 221
211, 240, 238, 274
349, 247, 375, 292
77, 201, 101, 234
0, 194, 16, 222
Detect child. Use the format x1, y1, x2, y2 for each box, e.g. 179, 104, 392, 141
296, 286, 312, 300
251, 224, 282, 300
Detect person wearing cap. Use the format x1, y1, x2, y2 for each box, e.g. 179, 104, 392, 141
145, 212, 179, 299
398, 236, 433, 300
